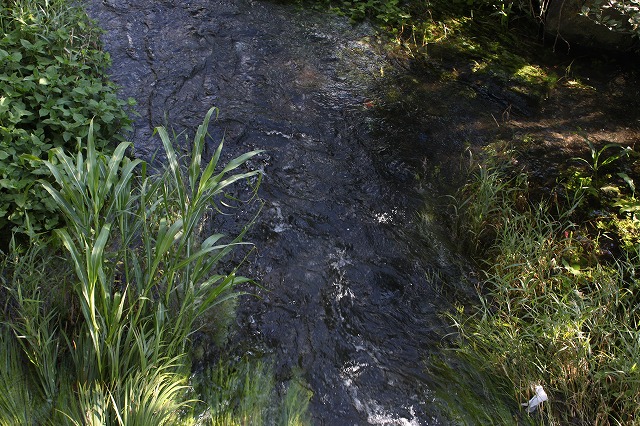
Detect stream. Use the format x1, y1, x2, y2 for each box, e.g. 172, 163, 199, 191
86, 1, 512, 423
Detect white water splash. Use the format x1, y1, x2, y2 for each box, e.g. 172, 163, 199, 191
269, 202, 290, 233
330, 248, 354, 302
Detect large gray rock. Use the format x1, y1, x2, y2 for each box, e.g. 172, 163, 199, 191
545, 0, 636, 51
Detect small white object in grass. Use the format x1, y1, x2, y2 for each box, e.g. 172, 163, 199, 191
522, 385, 548, 413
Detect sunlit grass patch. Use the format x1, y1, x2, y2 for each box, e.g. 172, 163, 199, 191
432, 143, 640, 425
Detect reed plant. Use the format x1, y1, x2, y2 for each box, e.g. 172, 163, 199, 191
0, 108, 270, 424
435, 145, 640, 425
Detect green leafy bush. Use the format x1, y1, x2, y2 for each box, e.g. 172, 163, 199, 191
0, 0, 133, 234
299, 0, 411, 25
581, 0, 640, 37
337, 0, 410, 24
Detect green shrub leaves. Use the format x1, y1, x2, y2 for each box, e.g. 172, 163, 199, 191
0, 0, 133, 234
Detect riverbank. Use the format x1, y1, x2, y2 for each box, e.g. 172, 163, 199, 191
351, 1, 640, 423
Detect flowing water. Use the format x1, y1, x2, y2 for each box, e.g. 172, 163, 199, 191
86, 1, 510, 423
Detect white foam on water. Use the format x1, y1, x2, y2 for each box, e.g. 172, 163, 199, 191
330, 248, 355, 303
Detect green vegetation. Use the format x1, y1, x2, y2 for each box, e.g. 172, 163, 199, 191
294, 0, 410, 25
323, 0, 640, 423
1, 109, 240, 422
433, 141, 640, 425
0, 109, 310, 424
193, 359, 312, 425
302, 0, 640, 39
293, 3, 639, 422
4, 0, 636, 424
298, 0, 560, 102
0, 0, 134, 235
1, 1, 312, 423
581, 0, 640, 37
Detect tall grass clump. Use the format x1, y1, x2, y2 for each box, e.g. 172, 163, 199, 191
0, 107, 269, 424
192, 359, 312, 425
433, 145, 640, 425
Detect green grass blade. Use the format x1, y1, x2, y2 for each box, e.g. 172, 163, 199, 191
102, 141, 134, 200
199, 141, 224, 191
86, 120, 101, 211
90, 223, 111, 296
207, 150, 263, 188
54, 228, 88, 287
171, 242, 251, 272
189, 106, 218, 192
214, 170, 262, 193
40, 181, 85, 231
148, 218, 184, 290
156, 126, 186, 208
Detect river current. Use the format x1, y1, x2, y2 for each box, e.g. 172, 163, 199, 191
86, 1, 506, 423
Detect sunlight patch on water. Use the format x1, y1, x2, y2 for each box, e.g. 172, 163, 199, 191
265, 129, 294, 139
366, 403, 421, 426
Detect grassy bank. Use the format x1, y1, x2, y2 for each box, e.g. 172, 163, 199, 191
296, 0, 560, 100
0, 107, 313, 424
433, 143, 640, 425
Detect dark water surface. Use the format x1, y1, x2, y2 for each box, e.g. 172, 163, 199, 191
86, 1, 505, 423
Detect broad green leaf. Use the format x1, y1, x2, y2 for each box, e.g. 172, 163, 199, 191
89, 223, 112, 282
208, 150, 263, 189
618, 172, 635, 194
55, 228, 88, 286
103, 141, 133, 197
172, 241, 251, 271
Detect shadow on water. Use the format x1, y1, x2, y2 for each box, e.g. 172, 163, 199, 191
86, 1, 516, 423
